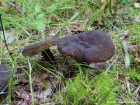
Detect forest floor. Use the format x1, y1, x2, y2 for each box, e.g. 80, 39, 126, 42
0, 0, 140, 104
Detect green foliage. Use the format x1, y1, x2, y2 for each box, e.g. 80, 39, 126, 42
118, 0, 129, 4
34, 3, 46, 32
56, 73, 118, 104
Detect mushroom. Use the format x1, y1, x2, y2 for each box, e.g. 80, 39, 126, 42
57, 30, 115, 64
22, 30, 115, 64
22, 30, 115, 98
0, 65, 9, 93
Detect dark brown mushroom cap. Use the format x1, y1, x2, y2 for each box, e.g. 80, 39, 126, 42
0, 65, 9, 93
57, 30, 115, 64
57, 35, 85, 62
22, 37, 60, 56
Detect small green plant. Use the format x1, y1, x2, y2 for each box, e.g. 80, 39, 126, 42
34, 3, 46, 33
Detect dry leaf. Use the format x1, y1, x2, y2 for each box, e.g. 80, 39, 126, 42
134, 3, 140, 8
127, 45, 138, 55
133, 86, 140, 102
8, 2, 21, 12
71, 23, 84, 32
134, 12, 140, 23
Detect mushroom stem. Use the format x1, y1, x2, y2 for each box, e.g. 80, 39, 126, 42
42, 49, 56, 64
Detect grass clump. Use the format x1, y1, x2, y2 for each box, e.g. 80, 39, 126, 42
56, 72, 118, 105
